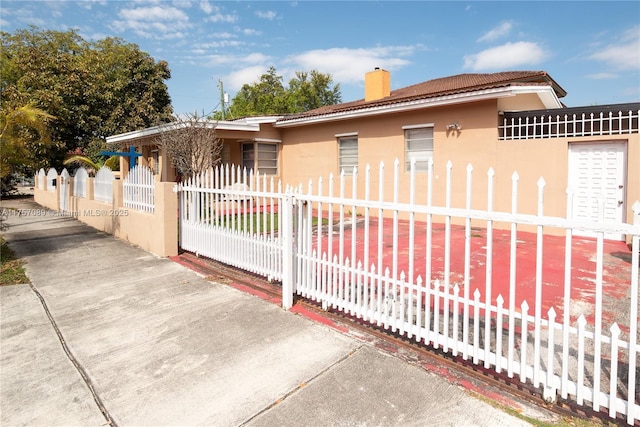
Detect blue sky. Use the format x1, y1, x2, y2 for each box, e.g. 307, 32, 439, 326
2, 1, 639, 116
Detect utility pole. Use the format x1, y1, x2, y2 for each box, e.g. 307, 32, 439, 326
218, 79, 226, 120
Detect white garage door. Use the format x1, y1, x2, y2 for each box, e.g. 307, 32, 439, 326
568, 142, 627, 240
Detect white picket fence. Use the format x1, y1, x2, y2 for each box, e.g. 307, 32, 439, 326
178, 159, 639, 425
94, 166, 114, 204
73, 167, 88, 198
123, 165, 155, 213
178, 165, 283, 280
46, 168, 57, 192
37, 168, 45, 189
294, 160, 639, 424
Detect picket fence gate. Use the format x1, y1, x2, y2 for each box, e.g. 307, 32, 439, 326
177, 160, 640, 425
123, 165, 155, 213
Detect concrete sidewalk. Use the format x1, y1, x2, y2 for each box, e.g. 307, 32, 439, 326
1, 197, 555, 426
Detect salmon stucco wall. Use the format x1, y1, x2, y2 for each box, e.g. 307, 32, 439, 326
279, 100, 500, 212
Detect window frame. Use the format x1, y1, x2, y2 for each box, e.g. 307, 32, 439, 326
221, 142, 231, 166
403, 124, 434, 172
241, 140, 278, 175
337, 133, 358, 173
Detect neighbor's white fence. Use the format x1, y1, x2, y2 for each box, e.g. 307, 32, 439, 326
59, 169, 70, 212
123, 165, 154, 213
73, 167, 88, 198
178, 165, 283, 281
46, 168, 57, 192
94, 166, 114, 204
37, 168, 45, 189
178, 159, 640, 425
500, 108, 639, 140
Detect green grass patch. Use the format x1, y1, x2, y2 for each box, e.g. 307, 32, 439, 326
222, 213, 328, 233
1, 236, 29, 285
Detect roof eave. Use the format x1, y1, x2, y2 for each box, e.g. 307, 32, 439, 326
275, 86, 562, 128
509, 85, 563, 109
106, 120, 261, 144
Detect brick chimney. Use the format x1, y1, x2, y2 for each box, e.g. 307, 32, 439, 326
365, 67, 390, 101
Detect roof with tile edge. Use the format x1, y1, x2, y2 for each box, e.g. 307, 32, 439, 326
276, 70, 567, 123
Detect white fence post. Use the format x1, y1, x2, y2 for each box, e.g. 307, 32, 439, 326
59, 168, 70, 212
627, 201, 640, 425
281, 190, 295, 309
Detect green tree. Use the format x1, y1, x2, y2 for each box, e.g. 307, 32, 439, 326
0, 103, 57, 195
0, 103, 56, 179
224, 67, 341, 118
287, 70, 341, 112
63, 154, 120, 175
227, 66, 287, 118
0, 26, 173, 170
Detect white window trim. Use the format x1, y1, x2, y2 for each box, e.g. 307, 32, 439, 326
242, 140, 278, 175
338, 135, 358, 172
402, 123, 435, 130
404, 125, 434, 173
335, 132, 358, 138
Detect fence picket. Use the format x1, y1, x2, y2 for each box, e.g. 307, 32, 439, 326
463, 164, 473, 360
609, 323, 620, 419
508, 171, 519, 377
484, 167, 495, 369
533, 177, 546, 387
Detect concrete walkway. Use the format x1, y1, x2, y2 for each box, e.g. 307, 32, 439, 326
1, 197, 555, 426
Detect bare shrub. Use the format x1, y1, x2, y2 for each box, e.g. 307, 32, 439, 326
156, 113, 222, 179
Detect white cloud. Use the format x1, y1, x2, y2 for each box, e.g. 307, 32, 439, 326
120, 6, 188, 22
588, 26, 640, 71
203, 52, 270, 68
477, 22, 513, 43
586, 72, 618, 80
199, 1, 213, 14
79, 0, 108, 10
197, 45, 420, 94
284, 46, 416, 84
211, 32, 236, 39
256, 10, 277, 20
226, 66, 273, 89
205, 7, 238, 24
3, 5, 49, 28
111, 5, 191, 39
240, 28, 261, 36
463, 41, 547, 70
194, 40, 244, 51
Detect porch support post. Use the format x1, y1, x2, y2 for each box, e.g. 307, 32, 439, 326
281, 191, 295, 309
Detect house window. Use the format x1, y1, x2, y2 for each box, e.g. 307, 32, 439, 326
242, 142, 278, 175
338, 135, 358, 172
151, 150, 159, 175
221, 143, 231, 165
404, 126, 433, 172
